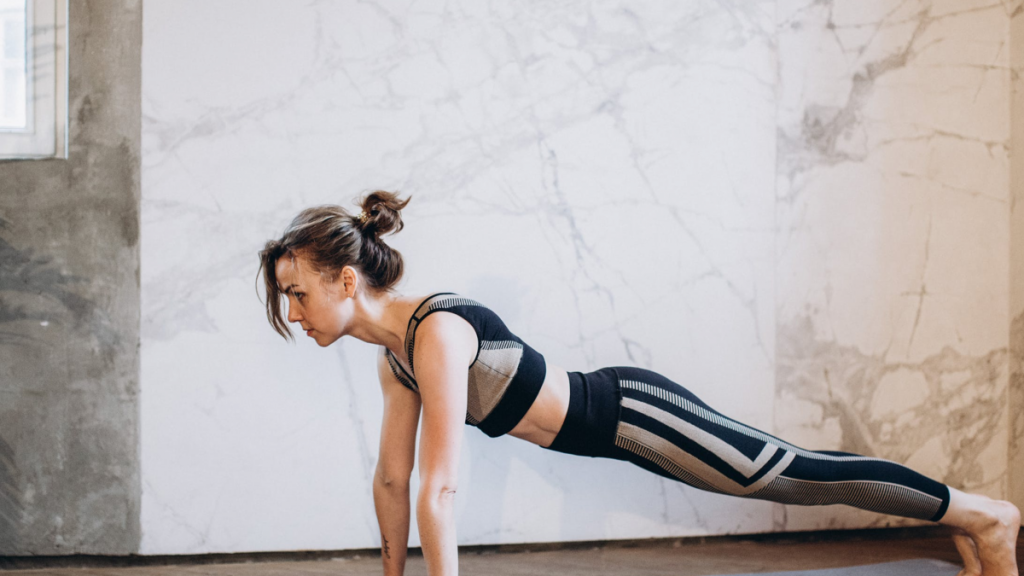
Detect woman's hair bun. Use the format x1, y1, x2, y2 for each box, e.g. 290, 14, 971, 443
358, 190, 410, 237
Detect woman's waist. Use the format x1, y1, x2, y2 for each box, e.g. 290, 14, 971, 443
505, 363, 572, 445
540, 365, 624, 457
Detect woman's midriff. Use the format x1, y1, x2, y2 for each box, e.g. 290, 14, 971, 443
505, 364, 571, 448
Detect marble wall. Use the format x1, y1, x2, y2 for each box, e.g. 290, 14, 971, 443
140, 0, 1019, 554
775, 0, 1017, 531
1010, 0, 1024, 509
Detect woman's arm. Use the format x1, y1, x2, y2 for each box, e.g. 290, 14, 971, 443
374, 347, 422, 576
412, 313, 476, 576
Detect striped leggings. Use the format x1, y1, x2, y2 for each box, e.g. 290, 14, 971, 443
541, 366, 950, 522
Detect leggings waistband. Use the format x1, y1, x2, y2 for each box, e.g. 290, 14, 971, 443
542, 367, 623, 458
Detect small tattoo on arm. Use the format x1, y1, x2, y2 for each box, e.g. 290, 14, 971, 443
382, 534, 391, 559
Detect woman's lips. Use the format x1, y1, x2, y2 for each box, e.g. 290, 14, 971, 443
306, 329, 314, 336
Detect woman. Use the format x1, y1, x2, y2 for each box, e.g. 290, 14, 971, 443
258, 191, 1019, 576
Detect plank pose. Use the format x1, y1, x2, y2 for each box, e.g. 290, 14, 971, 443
258, 191, 1020, 576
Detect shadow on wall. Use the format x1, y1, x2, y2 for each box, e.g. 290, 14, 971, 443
0, 434, 21, 552
0, 216, 118, 354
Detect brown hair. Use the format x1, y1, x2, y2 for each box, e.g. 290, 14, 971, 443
257, 190, 411, 340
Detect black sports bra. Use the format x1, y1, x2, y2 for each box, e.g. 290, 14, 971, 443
384, 292, 547, 438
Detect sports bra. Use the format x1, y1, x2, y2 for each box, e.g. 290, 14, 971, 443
384, 292, 547, 438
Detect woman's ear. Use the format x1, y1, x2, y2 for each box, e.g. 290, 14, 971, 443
341, 265, 359, 298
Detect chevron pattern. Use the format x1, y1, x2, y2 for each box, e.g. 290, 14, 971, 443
610, 370, 948, 522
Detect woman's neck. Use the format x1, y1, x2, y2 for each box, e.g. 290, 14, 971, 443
345, 290, 415, 356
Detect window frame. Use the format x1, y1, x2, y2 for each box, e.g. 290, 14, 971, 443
0, 0, 67, 161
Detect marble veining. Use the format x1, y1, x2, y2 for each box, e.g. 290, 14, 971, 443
774, 0, 1014, 531
1009, 312, 1024, 504
777, 316, 1008, 488
1008, 0, 1024, 510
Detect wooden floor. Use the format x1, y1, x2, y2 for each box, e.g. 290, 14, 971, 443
2, 528, 1020, 575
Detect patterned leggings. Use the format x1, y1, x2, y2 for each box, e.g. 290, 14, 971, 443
541, 366, 950, 522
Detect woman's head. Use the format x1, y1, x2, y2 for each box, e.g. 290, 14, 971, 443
258, 190, 411, 342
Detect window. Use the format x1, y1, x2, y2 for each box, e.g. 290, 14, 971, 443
0, 0, 67, 160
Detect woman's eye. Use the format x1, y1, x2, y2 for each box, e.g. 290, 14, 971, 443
296, 293, 304, 302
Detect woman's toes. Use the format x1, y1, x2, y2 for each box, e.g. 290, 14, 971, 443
971, 500, 1020, 576
952, 529, 982, 576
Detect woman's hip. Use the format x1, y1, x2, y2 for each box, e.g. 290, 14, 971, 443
540, 365, 760, 460
542, 365, 677, 459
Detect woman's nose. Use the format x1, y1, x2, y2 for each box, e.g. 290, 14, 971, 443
287, 303, 302, 323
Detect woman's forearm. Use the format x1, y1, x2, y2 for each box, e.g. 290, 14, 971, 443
416, 487, 458, 576
373, 475, 411, 576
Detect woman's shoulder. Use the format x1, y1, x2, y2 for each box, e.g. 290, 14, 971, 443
410, 292, 498, 335
412, 291, 483, 309
408, 292, 492, 321
409, 294, 482, 367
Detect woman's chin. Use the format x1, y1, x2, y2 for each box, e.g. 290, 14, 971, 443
311, 332, 340, 347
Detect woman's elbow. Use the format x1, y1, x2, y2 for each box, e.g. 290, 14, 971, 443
417, 480, 458, 508
375, 466, 412, 489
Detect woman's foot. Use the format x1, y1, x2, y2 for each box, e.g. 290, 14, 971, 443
941, 488, 1020, 576
952, 529, 981, 576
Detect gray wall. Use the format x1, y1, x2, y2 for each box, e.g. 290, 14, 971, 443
0, 0, 141, 555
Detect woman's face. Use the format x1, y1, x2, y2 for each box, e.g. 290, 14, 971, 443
274, 254, 352, 347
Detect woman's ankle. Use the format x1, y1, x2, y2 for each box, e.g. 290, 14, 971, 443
938, 488, 1008, 532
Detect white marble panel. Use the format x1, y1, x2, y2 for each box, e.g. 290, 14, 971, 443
142, 0, 1018, 555
142, 0, 777, 554
775, 0, 1014, 531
